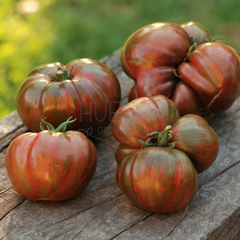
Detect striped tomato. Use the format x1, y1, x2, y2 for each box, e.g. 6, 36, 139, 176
5, 118, 97, 201
181, 21, 212, 45
111, 95, 219, 213
16, 58, 121, 135
121, 22, 240, 121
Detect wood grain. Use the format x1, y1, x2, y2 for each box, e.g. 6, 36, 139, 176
0, 49, 240, 239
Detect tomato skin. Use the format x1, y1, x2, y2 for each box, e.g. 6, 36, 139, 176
181, 21, 211, 45
16, 58, 121, 135
112, 95, 180, 148
117, 147, 198, 213
5, 130, 97, 201
121, 22, 191, 81
112, 95, 219, 212
121, 22, 240, 120
115, 143, 139, 165
171, 114, 219, 173
178, 42, 240, 113
128, 84, 138, 102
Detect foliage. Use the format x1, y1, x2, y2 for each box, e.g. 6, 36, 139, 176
1, 0, 240, 118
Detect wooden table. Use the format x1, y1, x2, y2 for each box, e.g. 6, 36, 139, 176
1, 49, 240, 240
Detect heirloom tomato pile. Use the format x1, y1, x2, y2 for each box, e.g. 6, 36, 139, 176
111, 21, 240, 213
16, 58, 121, 135
121, 21, 240, 122
5, 21, 240, 211
6, 58, 121, 201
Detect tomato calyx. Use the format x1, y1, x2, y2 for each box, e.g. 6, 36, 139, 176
185, 37, 223, 62
184, 42, 198, 62
48, 66, 74, 81
40, 117, 76, 132
206, 37, 223, 42
139, 125, 175, 148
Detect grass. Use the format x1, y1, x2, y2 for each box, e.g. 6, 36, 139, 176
1, 0, 240, 118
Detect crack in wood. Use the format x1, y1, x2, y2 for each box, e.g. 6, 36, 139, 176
20, 193, 124, 240
0, 123, 25, 142
49, 227, 81, 240
71, 219, 97, 240
0, 187, 14, 195
0, 125, 29, 152
71, 230, 83, 240
0, 198, 26, 222
110, 213, 154, 240
161, 209, 192, 240
199, 159, 240, 189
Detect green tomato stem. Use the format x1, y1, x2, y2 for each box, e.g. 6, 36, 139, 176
211, 37, 224, 42
184, 36, 223, 62
139, 125, 175, 148
184, 42, 198, 62
40, 117, 76, 132
48, 65, 74, 82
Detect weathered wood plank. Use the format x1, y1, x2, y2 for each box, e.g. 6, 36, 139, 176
0, 48, 240, 240
0, 124, 29, 221
0, 187, 25, 220
0, 126, 29, 161
100, 48, 123, 75
0, 111, 24, 141
113, 160, 240, 240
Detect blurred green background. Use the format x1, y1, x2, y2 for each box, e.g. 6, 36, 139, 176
1, 0, 240, 119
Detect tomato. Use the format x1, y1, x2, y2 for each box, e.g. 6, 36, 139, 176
121, 22, 240, 121
16, 58, 121, 135
178, 42, 240, 113
111, 95, 219, 213
181, 21, 212, 45
128, 84, 138, 102
121, 22, 191, 81
5, 118, 97, 201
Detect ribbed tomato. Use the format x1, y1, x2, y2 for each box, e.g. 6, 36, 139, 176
5, 118, 97, 201
121, 22, 191, 81
111, 95, 219, 213
121, 22, 240, 121
178, 42, 240, 113
16, 58, 121, 135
